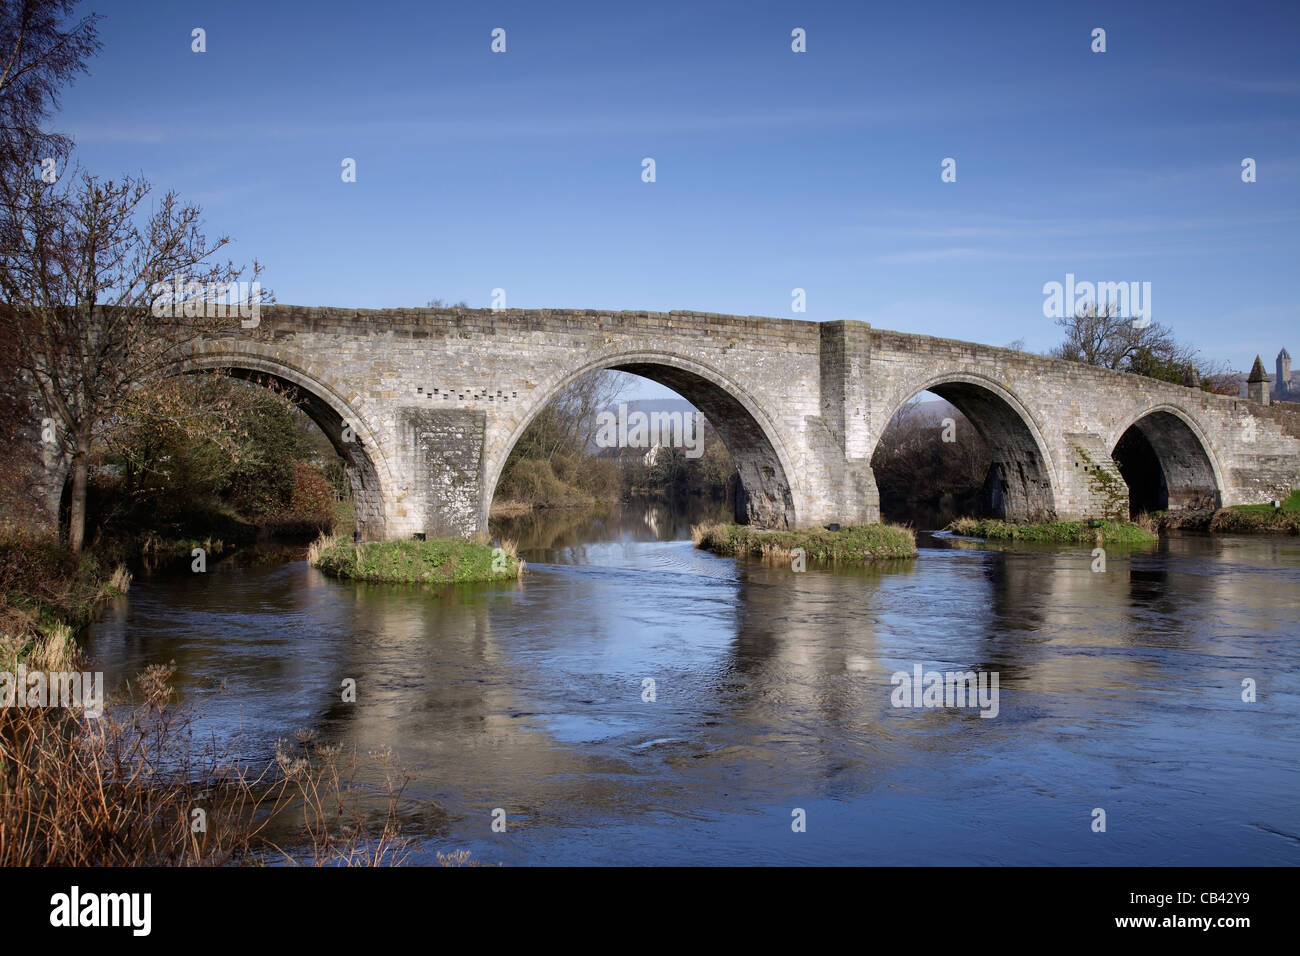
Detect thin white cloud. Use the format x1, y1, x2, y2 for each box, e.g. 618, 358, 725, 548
1163, 71, 1300, 96
65, 103, 911, 147
874, 246, 1189, 265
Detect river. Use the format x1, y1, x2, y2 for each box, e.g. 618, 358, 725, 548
82, 501, 1300, 865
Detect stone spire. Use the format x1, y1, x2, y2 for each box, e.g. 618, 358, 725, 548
1248, 355, 1271, 405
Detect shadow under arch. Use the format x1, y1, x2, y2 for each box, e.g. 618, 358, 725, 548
488, 353, 798, 528
1110, 406, 1222, 515
179, 353, 390, 539
876, 373, 1057, 520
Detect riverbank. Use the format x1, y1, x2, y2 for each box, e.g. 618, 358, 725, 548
488, 496, 620, 519
691, 522, 918, 562
947, 518, 1157, 546
0, 528, 467, 867
1153, 490, 1300, 535
308, 535, 525, 584
1156, 508, 1300, 535
0, 530, 132, 649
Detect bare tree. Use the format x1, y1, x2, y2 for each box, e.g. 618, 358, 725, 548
0, 1, 100, 532
510, 370, 630, 464
0, 167, 266, 553
1050, 301, 1185, 370
0, 0, 100, 161
1050, 301, 1233, 391
871, 399, 990, 523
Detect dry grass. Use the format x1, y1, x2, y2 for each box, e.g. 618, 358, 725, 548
305, 532, 340, 568
488, 500, 533, 519
497, 538, 525, 580
0, 661, 427, 866
108, 565, 133, 595
1133, 511, 1160, 535
0, 533, 453, 867
0, 621, 77, 673
436, 848, 497, 867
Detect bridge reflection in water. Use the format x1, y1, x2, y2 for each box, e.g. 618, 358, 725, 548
82, 502, 1300, 865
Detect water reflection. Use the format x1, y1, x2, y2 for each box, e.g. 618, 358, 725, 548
83, 508, 1300, 865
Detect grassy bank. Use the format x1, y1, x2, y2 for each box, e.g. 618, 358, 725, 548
309, 534, 525, 584
1158, 508, 1300, 535
1134, 490, 1300, 535
1232, 489, 1300, 514
948, 517, 1157, 546
0, 530, 132, 649
691, 522, 918, 562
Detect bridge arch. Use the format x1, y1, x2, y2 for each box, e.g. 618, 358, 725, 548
178, 351, 392, 539
874, 372, 1058, 521
486, 352, 799, 529
1108, 405, 1223, 515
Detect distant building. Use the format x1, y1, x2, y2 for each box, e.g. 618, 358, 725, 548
1275, 348, 1299, 403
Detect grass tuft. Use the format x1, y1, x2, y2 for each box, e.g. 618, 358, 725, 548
947, 517, 1157, 546
308, 535, 525, 584
691, 522, 917, 562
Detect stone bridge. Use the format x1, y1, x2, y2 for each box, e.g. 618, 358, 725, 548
174, 306, 1300, 539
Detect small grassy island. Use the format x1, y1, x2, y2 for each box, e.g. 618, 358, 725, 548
691, 522, 918, 562
947, 518, 1157, 546
308, 535, 525, 585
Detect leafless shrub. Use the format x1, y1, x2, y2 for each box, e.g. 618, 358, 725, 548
0, 662, 415, 866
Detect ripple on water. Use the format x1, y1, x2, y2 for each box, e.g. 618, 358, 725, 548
81, 518, 1300, 865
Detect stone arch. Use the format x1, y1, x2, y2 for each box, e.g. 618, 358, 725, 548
874, 372, 1058, 520
485, 352, 799, 529
1109, 405, 1223, 514
179, 351, 392, 539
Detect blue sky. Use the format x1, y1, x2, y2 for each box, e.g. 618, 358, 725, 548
54, 0, 1300, 384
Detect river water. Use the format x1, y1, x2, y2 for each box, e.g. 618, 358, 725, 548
83, 502, 1300, 865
